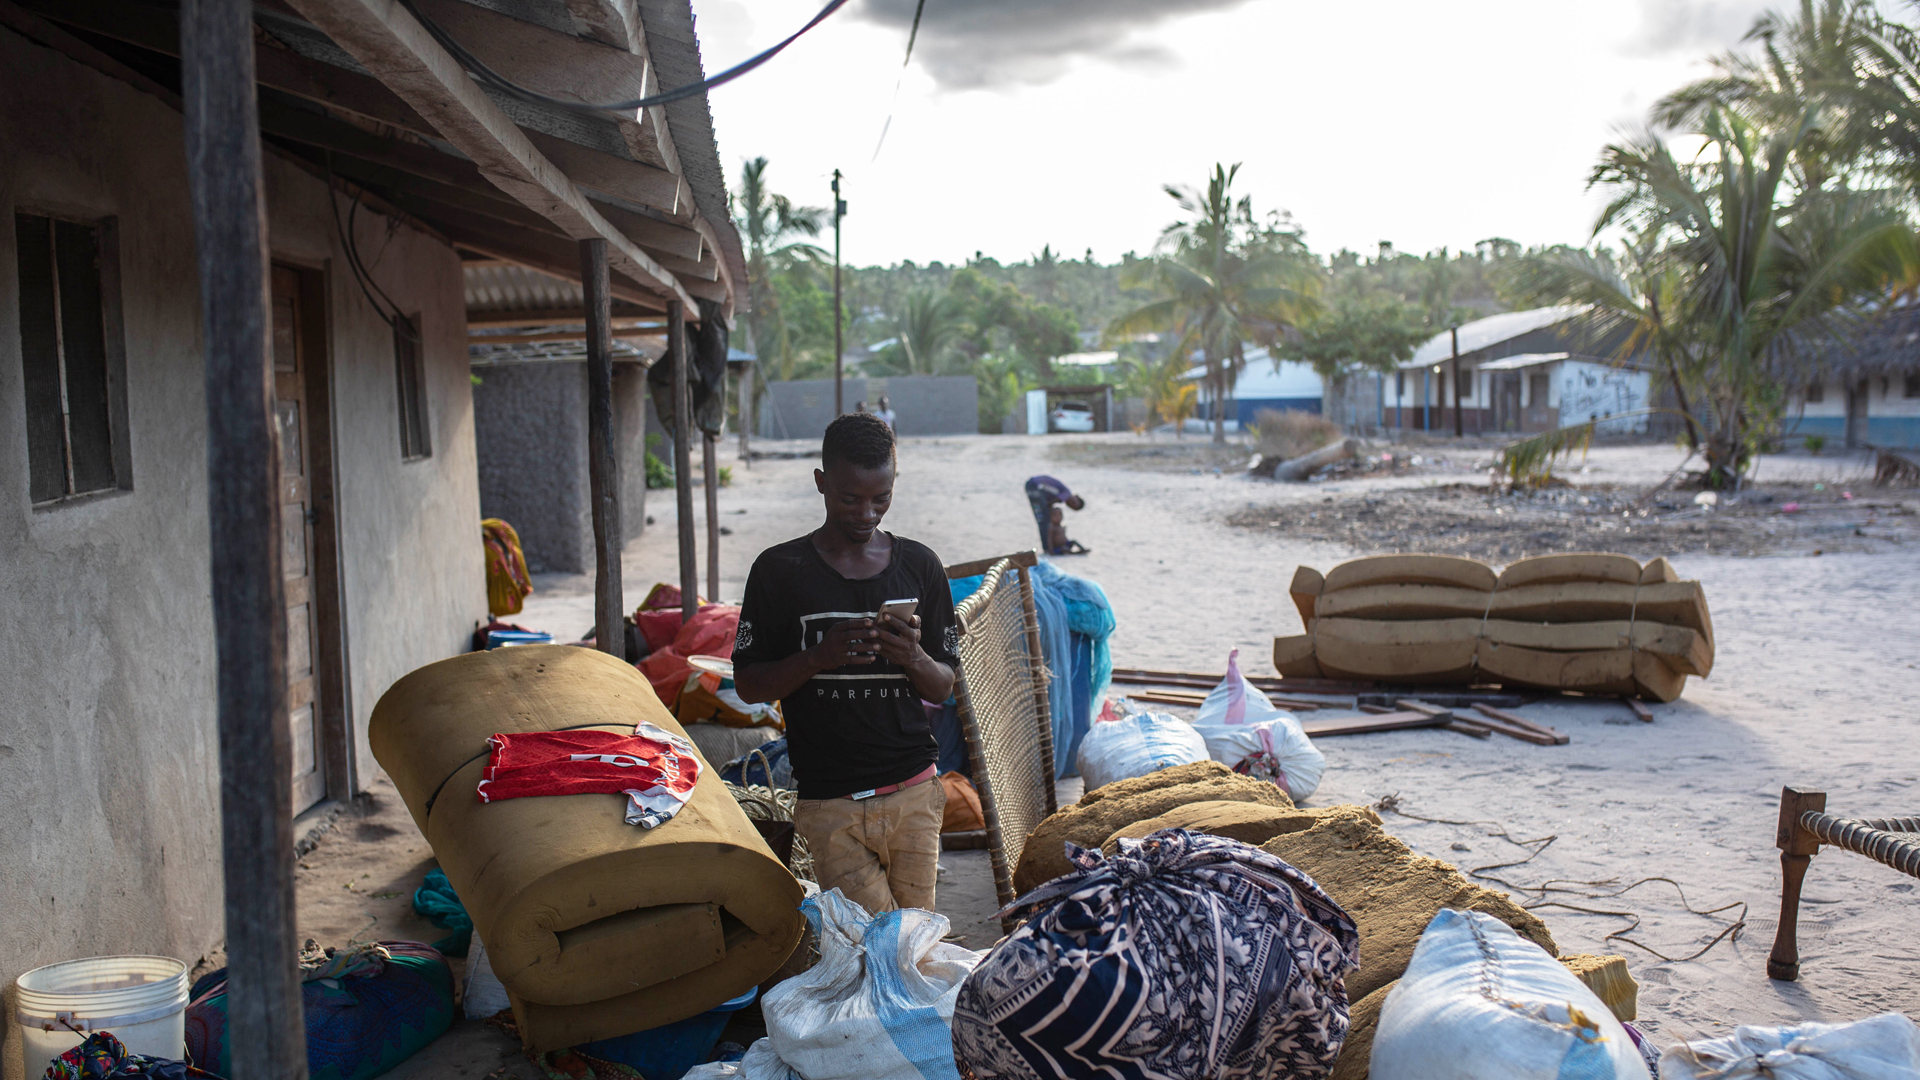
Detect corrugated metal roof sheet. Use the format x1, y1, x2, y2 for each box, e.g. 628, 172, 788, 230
465, 262, 584, 313
1477, 352, 1571, 371
469, 336, 662, 366
1405, 306, 1585, 367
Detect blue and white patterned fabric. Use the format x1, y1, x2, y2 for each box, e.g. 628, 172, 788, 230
952, 829, 1360, 1080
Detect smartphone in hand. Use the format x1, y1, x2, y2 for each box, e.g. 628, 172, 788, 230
878, 598, 919, 625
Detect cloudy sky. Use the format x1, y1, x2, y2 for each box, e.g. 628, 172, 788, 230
686, 0, 1779, 266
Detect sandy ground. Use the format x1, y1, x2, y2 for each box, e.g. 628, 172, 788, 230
297, 430, 1920, 1065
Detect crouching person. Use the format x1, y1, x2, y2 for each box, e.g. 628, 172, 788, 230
733, 413, 958, 914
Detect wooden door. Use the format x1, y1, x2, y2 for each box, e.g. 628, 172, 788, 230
1498, 374, 1522, 432
272, 266, 325, 814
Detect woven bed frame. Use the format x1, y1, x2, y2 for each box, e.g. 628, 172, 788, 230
945, 550, 1056, 920
1767, 785, 1920, 980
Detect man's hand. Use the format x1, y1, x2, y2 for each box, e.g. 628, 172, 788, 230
873, 613, 925, 666
810, 618, 879, 670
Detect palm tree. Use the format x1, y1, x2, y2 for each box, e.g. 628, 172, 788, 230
901, 288, 964, 374
876, 287, 965, 375
1110, 164, 1319, 444
1517, 107, 1914, 487
731, 156, 827, 380
1655, 0, 1881, 190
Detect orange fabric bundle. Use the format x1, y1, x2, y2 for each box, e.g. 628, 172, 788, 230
940, 772, 986, 834
482, 518, 533, 617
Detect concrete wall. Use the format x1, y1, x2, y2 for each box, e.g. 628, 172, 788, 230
1558, 360, 1650, 433
0, 32, 483, 1071
1792, 375, 1920, 448
474, 363, 588, 572
472, 360, 649, 574
757, 375, 977, 439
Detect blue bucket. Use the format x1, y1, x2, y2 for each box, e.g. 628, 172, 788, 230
577, 987, 758, 1080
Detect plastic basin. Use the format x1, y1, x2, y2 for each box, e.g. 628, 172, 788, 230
16, 955, 189, 1069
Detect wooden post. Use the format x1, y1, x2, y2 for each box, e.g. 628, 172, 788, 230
704, 432, 720, 600
581, 238, 622, 656
1768, 786, 1827, 981
670, 300, 698, 621
180, 0, 309, 1074
1451, 325, 1464, 438
737, 360, 752, 467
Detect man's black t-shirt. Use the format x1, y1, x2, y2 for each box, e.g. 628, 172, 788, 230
733, 533, 959, 800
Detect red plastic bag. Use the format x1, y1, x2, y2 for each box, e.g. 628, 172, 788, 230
635, 609, 683, 653
637, 605, 740, 708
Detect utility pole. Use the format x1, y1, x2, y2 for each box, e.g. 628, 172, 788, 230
832, 169, 845, 416
1451, 325, 1464, 438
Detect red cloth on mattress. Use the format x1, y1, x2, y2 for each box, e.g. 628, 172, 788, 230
476, 728, 699, 804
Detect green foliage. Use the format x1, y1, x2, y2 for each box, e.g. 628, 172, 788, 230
718, 465, 734, 487
645, 451, 674, 489
769, 271, 845, 380
644, 433, 674, 489
1283, 284, 1432, 378
1497, 419, 1596, 490
974, 353, 1034, 433
1805, 432, 1828, 453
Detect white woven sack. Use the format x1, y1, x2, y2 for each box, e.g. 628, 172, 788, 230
1658, 1013, 1920, 1080
1372, 908, 1650, 1080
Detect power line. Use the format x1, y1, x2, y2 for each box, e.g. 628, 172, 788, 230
394, 0, 851, 117
871, 0, 930, 162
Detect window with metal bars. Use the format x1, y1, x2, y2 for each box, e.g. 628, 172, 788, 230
394, 314, 431, 460
15, 212, 128, 504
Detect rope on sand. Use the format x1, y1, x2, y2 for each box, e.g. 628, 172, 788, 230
1373, 793, 1747, 964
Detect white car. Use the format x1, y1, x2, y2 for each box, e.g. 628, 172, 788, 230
1049, 400, 1096, 433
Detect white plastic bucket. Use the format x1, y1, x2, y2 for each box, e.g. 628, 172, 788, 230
15, 955, 189, 1069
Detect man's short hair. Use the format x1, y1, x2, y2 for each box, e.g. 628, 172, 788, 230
822, 412, 896, 471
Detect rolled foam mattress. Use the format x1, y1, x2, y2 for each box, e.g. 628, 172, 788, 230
369, 645, 804, 1050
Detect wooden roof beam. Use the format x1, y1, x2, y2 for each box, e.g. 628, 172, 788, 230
257, 95, 706, 263
410, 0, 669, 170
561, 0, 641, 51
284, 0, 696, 311
29, 0, 695, 223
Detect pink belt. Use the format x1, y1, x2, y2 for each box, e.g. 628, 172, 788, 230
846, 763, 938, 800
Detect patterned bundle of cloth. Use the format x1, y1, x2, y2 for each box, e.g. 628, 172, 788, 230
952, 829, 1360, 1080
45, 1033, 217, 1080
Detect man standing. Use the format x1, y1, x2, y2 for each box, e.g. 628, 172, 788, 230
875, 395, 896, 431
1023, 475, 1085, 552
734, 414, 957, 914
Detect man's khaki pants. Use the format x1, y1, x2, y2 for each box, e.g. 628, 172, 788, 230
794, 777, 946, 914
